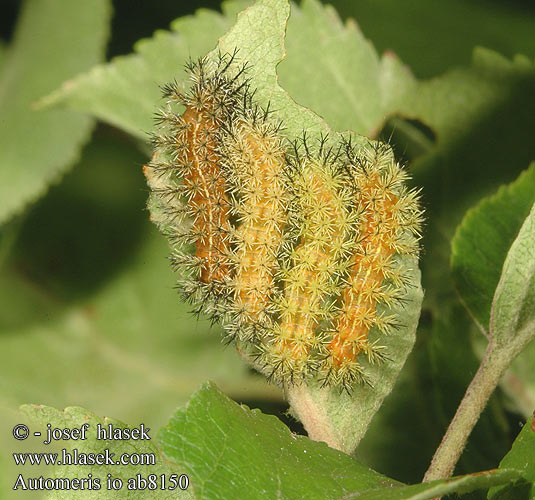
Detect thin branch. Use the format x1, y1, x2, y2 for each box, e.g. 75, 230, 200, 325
423, 341, 512, 482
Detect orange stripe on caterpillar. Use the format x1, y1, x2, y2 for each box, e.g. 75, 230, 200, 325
146, 54, 247, 300
180, 104, 232, 283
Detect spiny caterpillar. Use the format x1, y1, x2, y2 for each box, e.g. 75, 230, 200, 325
144, 53, 423, 391
321, 141, 423, 388
219, 102, 288, 342
144, 54, 248, 318
259, 141, 358, 383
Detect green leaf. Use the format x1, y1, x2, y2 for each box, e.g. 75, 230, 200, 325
20, 404, 194, 499
397, 50, 535, 313
489, 416, 535, 500
0, 0, 111, 224
328, 0, 535, 79
160, 383, 521, 500
277, 0, 417, 136
40, 1, 249, 140
345, 469, 523, 500
453, 174, 535, 421
451, 165, 535, 334
159, 382, 398, 500
210, 0, 329, 143
43, 0, 415, 141
400, 49, 535, 147
491, 198, 535, 354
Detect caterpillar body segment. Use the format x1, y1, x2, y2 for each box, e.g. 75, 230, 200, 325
144, 54, 247, 318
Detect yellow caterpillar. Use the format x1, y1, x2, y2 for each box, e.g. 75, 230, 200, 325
219, 105, 288, 342
259, 140, 356, 383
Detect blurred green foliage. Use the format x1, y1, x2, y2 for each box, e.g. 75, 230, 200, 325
1, 1, 535, 499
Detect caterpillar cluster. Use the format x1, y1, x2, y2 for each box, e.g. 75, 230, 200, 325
144, 53, 423, 391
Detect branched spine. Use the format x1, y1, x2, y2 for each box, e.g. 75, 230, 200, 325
144, 54, 246, 317
260, 141, 356, 384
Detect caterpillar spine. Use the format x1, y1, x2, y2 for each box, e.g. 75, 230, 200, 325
321, 141, 423, 390
259, 140, 358, 384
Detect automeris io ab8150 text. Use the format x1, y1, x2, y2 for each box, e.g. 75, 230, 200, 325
144, 52, 423, 391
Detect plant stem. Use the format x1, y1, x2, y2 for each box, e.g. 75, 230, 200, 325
424, 341, 511, 482
285, 384, 346, 453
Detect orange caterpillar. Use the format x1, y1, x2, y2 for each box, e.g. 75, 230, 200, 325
144, 55, 246, 315
178, 103, 231, 284
323, 142, 422, 388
